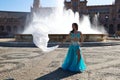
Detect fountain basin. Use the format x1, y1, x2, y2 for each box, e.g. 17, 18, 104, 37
83, 34, 107, 42
15, 34, 107, 42
15, 34, 33, 42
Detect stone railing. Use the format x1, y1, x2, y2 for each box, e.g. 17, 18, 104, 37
15, 34, 107, 42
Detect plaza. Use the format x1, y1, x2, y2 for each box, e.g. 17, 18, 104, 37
0, 44, 120, 80
0, 0, 120, 80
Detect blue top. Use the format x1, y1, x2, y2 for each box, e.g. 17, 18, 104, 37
70, 32, 81, 39
70, 32, 81, 45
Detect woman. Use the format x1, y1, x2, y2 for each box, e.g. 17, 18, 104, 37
61, 23, 86, 72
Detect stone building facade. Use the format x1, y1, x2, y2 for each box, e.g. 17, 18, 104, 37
0, 0, 53, 37
0, 0, 120, 37
65, 0, 120, 35
0, 11, 29, 37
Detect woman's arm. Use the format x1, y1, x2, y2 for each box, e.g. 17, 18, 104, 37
79, 32, 84, 43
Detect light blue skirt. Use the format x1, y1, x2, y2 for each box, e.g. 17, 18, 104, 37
62, 44, 86, 72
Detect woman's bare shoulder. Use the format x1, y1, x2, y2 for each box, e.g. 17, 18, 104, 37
78, 31, 82, 34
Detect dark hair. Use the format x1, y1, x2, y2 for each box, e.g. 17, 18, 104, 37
70, 23, 78, 33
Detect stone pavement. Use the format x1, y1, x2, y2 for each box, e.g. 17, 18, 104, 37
0, 45, 120, 80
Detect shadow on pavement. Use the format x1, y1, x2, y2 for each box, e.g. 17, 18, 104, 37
35, 68, 81, 80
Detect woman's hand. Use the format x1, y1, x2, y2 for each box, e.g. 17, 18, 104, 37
79, 42, 82, 46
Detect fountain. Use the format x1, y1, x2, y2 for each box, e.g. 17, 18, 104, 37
15, 0, 108, 50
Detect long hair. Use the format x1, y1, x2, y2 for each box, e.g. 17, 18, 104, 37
70, 23, 78, 33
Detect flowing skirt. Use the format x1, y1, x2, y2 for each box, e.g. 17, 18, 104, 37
62, 44, 86, 72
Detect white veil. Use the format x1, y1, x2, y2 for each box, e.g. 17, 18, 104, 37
32, 21, 59, 53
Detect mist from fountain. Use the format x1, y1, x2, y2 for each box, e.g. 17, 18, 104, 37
22, 0, 106, 52
23, 0, 106, 34
91, 13, 106, 33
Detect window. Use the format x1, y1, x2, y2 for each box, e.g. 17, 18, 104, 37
118, 15, 120, 18
80, 0, 85, 1
72, 1, 78, 7
109, 24, 115, 34
6, 26, 11, 32
118, 9, 120, 13
65, 0, 71, 2
88, 8, 110, 14
13, 26, 17, 33
0, 26, 4, 31
105, 15, 109, 22
117, 24, 120, 31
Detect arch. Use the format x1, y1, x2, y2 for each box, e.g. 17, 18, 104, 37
13, 26, 18, 33
109, 24, 115, 34
0, 26, 8, 37
0, 26, 4, 32
117, 24, 120, 31
6, 26, 11, 32
118, 9, 120, 13
104, 24, 108, 32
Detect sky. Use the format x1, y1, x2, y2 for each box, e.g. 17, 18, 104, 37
0, 0, 115, 12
